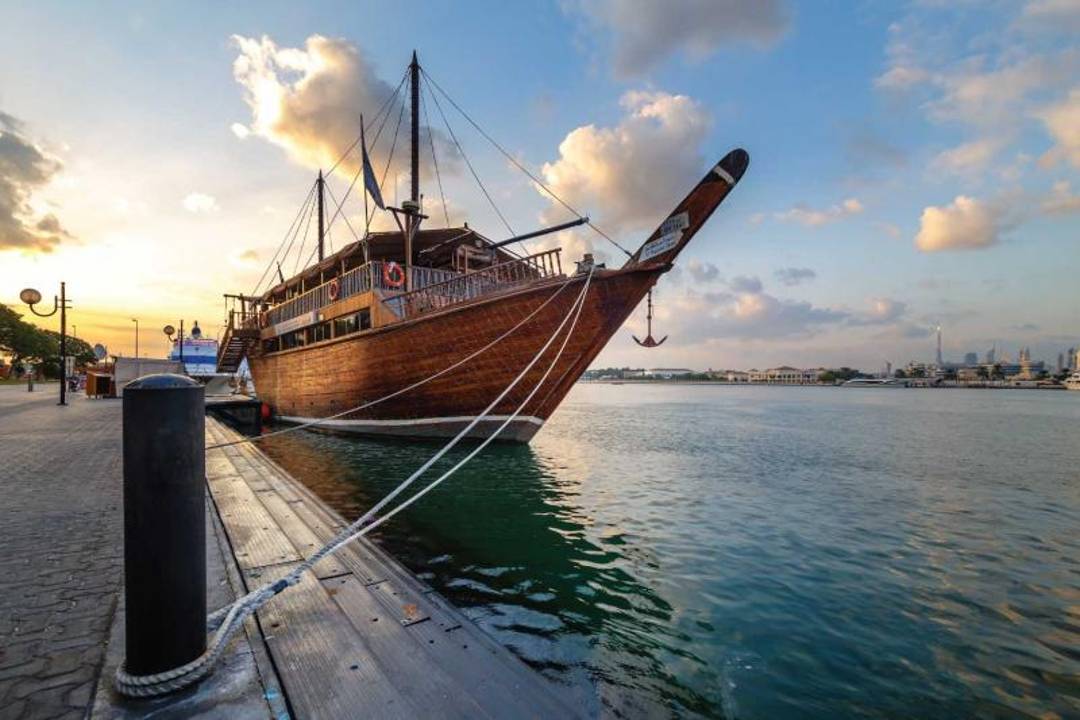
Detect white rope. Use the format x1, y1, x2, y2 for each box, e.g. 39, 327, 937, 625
208, 273, 580, 450
114, 268, 594, 697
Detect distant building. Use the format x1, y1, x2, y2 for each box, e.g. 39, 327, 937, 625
986, 346, 996, 364
957, 367, 983, 382
1059, 353, 1065, 372
720, 370, 750, 383
749, 366, 820, 384
964, 352, 978, 366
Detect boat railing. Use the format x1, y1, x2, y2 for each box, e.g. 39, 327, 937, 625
384, 248, 563, 320
258, 262, 460, 328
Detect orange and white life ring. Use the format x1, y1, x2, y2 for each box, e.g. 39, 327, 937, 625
328, 278, 341, 301
383, 261, 406, 288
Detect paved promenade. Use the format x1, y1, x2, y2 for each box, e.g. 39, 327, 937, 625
0, 386, 123, 719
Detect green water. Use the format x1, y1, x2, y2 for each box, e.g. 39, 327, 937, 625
258, 384, 1080, 718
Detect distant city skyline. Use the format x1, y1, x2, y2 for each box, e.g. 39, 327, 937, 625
0, 2, 1077, 369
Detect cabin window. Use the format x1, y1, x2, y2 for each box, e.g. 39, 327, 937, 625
262, 338, 279, 354
333, 315, 356, 337
309, 322, 331, 344
280, 329, 307, 350
333, 308, 371, 338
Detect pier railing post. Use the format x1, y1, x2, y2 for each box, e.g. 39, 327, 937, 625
122, 373, 206, 677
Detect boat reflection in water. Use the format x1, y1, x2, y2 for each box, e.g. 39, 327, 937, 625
256, 426, 721, 718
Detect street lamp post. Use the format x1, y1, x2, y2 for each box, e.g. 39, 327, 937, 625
20, 282, 70, 406
164, 321, 185, 365
131, 318, 139, 359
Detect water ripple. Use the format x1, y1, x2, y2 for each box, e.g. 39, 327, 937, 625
260, 384, 1080, 719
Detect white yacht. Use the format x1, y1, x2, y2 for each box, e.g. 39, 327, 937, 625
842, 377, 908, 388
1066, 371, 1080, 391
169, 321, 235, 396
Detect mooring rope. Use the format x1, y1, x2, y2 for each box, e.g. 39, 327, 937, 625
207, 271, 582, 451
114, 267, 594, 698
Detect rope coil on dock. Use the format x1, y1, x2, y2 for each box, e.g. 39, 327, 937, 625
114, 267, 595, 698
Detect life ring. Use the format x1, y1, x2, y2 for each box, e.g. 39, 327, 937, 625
383, 261, 406, 288
328, 278, 341, 301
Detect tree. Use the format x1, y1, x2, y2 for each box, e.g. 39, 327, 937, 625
894, 369, 908, 379
976, 366, 989, 380
0, 304, 51, 371
0, 303, 96, 377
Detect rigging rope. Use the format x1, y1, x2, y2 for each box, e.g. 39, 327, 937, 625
326, 68, 408, 176
420, 86, 451, 227
250, 182, 316, 297
380, 100, 407, 201
291, 186, 319, 275
323, 182, 363, 246
114, 267, 594, 698
422, 68, 632, 258
424, 73, 515, 238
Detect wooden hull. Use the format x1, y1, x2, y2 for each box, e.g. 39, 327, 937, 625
249, 266, 661, 442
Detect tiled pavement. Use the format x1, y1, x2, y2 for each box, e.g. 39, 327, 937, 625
0, 386, 124, 720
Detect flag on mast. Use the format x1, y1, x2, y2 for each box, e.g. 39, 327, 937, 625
361, 116, 385, 210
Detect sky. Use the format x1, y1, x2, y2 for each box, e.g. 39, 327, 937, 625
1, 0, 1078, 371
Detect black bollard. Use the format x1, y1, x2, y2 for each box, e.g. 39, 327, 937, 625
123, 373, 206, 676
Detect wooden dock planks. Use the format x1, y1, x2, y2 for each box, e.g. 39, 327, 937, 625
205, 418, 580, 719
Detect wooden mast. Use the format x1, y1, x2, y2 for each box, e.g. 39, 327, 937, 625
405, 51, 420, 290
316, 170, 325, 262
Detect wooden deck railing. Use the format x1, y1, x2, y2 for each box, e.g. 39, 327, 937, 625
246, 249, 562, 331
259, 262, 460, 328
384, 248, 563, 319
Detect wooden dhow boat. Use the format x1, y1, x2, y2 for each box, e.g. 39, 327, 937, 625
219, 54, 748, 442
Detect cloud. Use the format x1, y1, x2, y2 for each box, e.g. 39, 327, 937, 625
537, 90, 710, 255
1041, 180, 1080, 214
1035, 88, 1080, 168
230, 122, 251, 140
231, 34, 454, 182
729, 275, 762, 293
0, 111, 73, 252
183, 192, 219, 214
875, 221, 902, 238
929, 138, 1003, 176
775, 267, 816, 286
875, 11, 1080, 168
776, 198, 863, 227
687, 259, 720, 283
914, 195, 1004, 252
845, 126, 907, 169
925, 54, 1071, 128
1020, 0, 1080, 32
238, 248, 258, 261
850, 298, 908, 326
874, 65, 929, 91
568, 0, 791, 77
667, 287, 848, 341
900, 323, 934, 339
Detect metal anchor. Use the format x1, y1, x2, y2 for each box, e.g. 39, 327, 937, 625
633, 290, 667, 347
